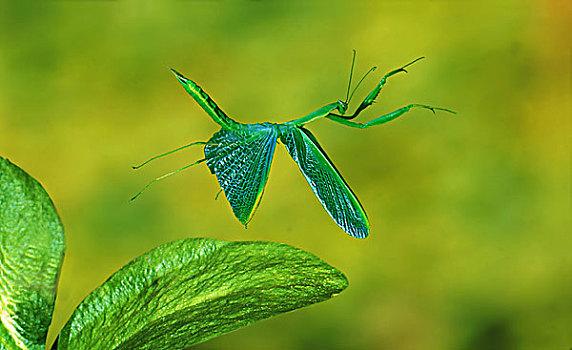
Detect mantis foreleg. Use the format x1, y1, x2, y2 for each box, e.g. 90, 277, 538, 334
287, 101, 347, 126
334, 57, 425, 120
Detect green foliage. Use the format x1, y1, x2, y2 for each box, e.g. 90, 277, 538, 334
0, 157, 65, 350
56, 238, 347, 349
0, 157, 347, 349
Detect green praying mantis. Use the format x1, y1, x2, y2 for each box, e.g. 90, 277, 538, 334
132, 52, 454, 238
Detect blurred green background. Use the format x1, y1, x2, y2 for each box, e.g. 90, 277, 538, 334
1, 1, 570, 349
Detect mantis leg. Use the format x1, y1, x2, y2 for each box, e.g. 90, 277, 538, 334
335, 57, 425, 120
132, 141, 214, 169
131, 158, 207, 200
287, 101, 347, 126
326, 104, 455, 129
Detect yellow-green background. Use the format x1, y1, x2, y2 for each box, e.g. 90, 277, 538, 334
1, 1, 569, 349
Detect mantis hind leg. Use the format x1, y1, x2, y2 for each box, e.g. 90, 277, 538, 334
131, 158, 207, 200
326, 104, 455, 129
132, 141, 215, 169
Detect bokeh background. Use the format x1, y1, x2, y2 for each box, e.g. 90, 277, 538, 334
1, 1, 570, 349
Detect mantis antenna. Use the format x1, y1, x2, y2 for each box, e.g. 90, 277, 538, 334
343, 50, 377, 107
344, 50, 357, 104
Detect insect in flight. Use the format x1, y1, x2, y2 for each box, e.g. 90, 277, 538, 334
132, 52, 454, 238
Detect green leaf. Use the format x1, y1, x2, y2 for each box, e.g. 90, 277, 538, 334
56, 238, 348, 349
0, 157, 66, 350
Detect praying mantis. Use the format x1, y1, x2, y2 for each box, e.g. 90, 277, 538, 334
132, 52, 454, 238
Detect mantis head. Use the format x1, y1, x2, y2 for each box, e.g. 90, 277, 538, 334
337, 100, 349, 115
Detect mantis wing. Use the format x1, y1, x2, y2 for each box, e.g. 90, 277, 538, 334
205, 126, 278, 226
281, 127, 369, 238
